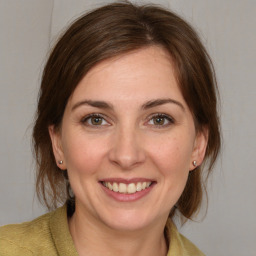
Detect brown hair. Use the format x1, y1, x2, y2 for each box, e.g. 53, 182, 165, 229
33, 1, 221, 220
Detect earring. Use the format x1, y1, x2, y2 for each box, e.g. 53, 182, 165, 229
58, 160, 63, 164
192, 160, 197, 167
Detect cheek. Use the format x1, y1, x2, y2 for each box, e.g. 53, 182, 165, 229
62, 133, 108, 175
148, 135, 194, 174
145, 135, 193, 211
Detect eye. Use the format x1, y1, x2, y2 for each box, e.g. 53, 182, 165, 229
147, 114, 174, 127
81, 114, 109, 126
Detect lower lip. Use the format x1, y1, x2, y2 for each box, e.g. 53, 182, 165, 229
100, 182, 155, 202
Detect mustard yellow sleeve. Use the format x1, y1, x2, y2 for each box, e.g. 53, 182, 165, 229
0, 211, 58, 256
0, 238, 33, 256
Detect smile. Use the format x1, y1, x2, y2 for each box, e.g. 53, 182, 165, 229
102, 181, 152, 194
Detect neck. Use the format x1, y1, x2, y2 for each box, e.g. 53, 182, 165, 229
68, 208, 168, 256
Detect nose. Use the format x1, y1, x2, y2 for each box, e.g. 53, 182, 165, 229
108, 126, 146, 170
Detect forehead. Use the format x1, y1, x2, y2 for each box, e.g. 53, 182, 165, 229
68, 46, 185, 106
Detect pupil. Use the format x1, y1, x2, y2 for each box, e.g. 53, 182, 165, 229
154, 117, 164, 125
92, 117, 102, 125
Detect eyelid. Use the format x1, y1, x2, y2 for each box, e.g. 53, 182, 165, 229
80, 112, 174, 128
81, 113, 111, 126
146, 113, 175, 127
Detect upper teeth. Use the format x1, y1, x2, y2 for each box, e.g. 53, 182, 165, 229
103, 181, 152, 194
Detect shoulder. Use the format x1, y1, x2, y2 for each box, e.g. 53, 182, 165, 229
0, 210, 57, 256
166, 220, 205, 256
178, 233, 205, 256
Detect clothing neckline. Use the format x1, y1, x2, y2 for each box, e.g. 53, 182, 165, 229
50, 204, 78, 256
49, 204, 195, 256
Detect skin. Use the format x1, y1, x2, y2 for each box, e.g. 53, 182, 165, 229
49, 46, 208, 256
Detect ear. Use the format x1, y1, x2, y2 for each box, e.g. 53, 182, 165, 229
190, 127, 209, 170
48, 125, 67, 170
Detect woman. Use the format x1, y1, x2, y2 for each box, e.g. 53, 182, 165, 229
0, 2, 220, 255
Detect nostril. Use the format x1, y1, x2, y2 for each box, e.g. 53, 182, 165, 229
108, 150, 145, 170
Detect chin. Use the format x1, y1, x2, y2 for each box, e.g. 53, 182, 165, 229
98, 208, 160, 232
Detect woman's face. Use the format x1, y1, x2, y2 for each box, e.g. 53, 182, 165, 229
50, 46, 207, 231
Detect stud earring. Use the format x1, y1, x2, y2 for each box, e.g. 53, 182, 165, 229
58, 160, 63, 164
192, 160, 197, 167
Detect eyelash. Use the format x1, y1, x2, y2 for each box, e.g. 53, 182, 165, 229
147, 113, 175, 128
81, 114, 110, 127
81, 113, 175, 128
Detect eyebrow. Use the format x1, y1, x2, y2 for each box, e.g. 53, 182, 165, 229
142, 98, 185, 111
72, 100, 114, 111
71, 98, 185, 112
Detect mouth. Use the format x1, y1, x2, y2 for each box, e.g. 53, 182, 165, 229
101, 181, 153, 194
99, 178, 156, 202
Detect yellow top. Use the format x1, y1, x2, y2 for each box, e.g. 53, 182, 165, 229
0, 205, 205, 256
